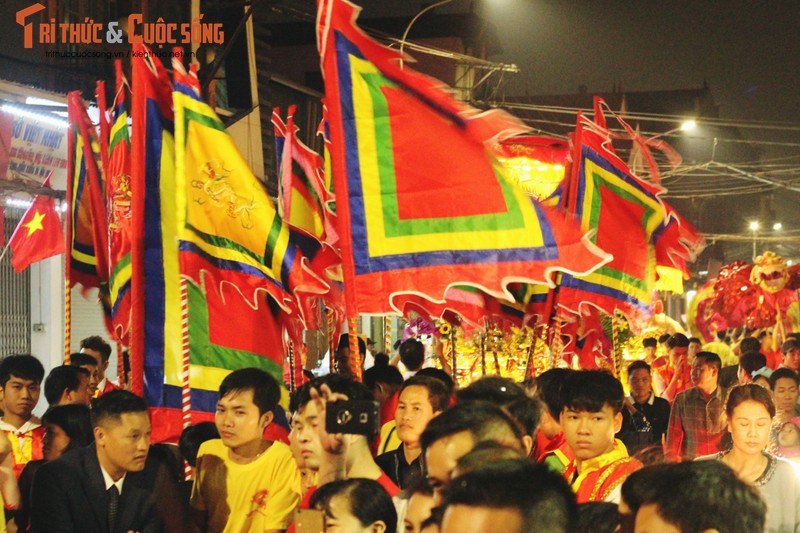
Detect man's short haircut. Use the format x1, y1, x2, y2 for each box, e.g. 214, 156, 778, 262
575, 502, 619, 533
362, 362, 404, 393
80, 335, 112, 362
667, 333, 690, 349
739, 337, 761, 354
634, 461, 766, 533
179, 421, 220, 467
399, 339, 425, 371
694, 351, 722, 372
68, 352, 98, 368
738, 352, 767, 375
218, 368, 280, 416
393, 339, 403, 351
716, 330, 728, 342
454, 441, 525, 476
455, 376, 526, 406
91, 389, 148, 427
688, 337, 701, 345
337, 333, 366, 355
443, 460, 577, 533
657, 333, 672, 345
504, 396, 543, 437
627, 360, 651, 377
44, 365, 90, 405
0, 354, 45, 387
420, 401, 523, 451
769, 367, 800, 389
400, 375, 451, 413
561, 370, 624, 415
533, 368, 573, 419
782, 338, 800, 354
290, 374, 371, 414
415, 367, 455, 395
725, 384, 775, 418
642, 337, 657, 349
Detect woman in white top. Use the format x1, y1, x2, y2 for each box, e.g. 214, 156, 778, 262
701, 384, 800, 533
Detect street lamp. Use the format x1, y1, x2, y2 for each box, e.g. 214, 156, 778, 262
749, 220, 760, 261
399, 0, 455, 70
773, 222, 783, 231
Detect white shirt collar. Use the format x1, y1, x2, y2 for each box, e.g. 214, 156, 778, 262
97, 377, 108, 391
99, 464, 126, 495
629, 392, 655, 406
0, 416, 42, 433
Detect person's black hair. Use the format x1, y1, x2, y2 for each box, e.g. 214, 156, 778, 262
657, 333, 671, 345
688, 337, 701, 345
738, 352, 766, 376
561, 370, 624, 415
575, 502, 619, 533
41, 404, 93, 451
455, 376, 526, 406
400, 374, 451, 413
337, 334, 366, 355
0, 354, 45, 387
218, 368, 280, 416
725, 384, 775, 418
619, 463, 673, 530
90, 389, 147, 427
290, 374, 371, 414
68, 352, 98, 368
694, 351, 722, 373
504, 396, 544, 437
420, 401, 523, 450
443, 459, 577, 533
372, 352, 390, 367
633, 461, 766, 533
627, 360, 651, 376
393, 339, 403, 351
80, 336, 112, 363
769, 367, 800, 389
716, 330, 728, 342
781, 338, 800, 354
310, 478, 397, 533
642, 337, 657, 349
148, 443, 183, 482
362, 362, 403, 395
43, 365, 90, 405
739, 337, 761, 354
667, 333, 690, 349
533, 368, 573, 419
414, 367, 455, 396
399, 339, 425, 371
454, 441, 525, 476
179, 421, 220, 467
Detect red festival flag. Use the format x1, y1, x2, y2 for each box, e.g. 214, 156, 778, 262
316, 0, 610, 318
8, 175, 65, 272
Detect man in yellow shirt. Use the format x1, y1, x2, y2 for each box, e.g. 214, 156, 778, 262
190, 368, 301, 533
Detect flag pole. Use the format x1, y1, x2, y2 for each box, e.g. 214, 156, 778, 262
0, 242, 10, 264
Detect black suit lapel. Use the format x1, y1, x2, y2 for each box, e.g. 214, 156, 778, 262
82, 445, 112, 533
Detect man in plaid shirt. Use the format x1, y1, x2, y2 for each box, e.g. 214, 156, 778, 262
666, 352, 727, 461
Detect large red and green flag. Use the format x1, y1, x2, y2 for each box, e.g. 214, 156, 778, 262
107, 60, 133, 345
130, 43, 181, 405
316, 0, 610, 318
556, 111, 702, 330
7, 174, 65, 272
171, 54, 328, 434
67, 92, 110, 293
273, 105, 330, 242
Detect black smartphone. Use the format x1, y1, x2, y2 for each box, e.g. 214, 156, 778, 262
325, 399, 380, 436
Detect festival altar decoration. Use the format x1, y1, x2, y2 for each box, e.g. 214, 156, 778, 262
689, 251, 800, 342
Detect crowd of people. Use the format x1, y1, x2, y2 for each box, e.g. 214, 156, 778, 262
0, 331, 799, 532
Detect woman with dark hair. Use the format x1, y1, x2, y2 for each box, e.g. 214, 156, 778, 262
15, 404, 93, 531
699, 384, 800, 533
309, 478, 397, 533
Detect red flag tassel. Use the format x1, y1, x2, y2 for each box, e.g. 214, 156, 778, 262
287, 339, 296, 393
347, 317, 361, 380
64, 279, 72, 362
179, 279, 192, 428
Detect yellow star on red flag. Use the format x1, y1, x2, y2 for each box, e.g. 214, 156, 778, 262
23, 211, 46, 237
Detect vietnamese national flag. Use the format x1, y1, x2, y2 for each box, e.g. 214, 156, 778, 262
8, 176, 65, 272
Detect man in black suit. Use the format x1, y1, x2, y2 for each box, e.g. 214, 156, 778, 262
31, 390, 176, 533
